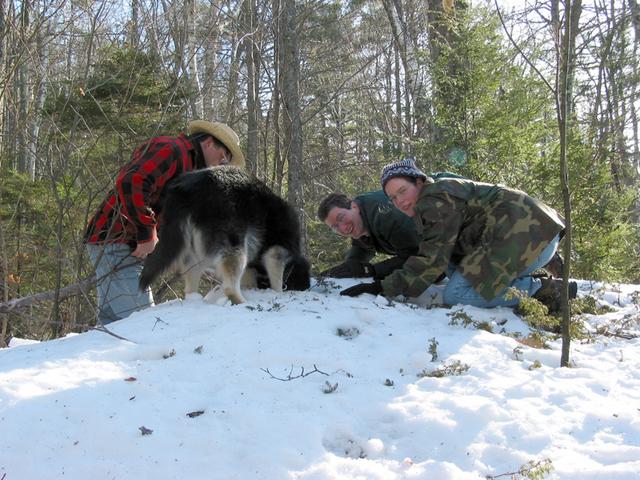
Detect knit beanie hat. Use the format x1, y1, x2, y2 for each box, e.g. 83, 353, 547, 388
380, 158, 427, 190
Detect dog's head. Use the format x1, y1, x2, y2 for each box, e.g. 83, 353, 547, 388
284, 256, 311, 291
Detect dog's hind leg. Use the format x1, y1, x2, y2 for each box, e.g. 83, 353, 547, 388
262, 246, 288, 293
181, 227, 208, 297
240, 268, 258, 289
217, 247, 248, 305
183, 264, 205, 296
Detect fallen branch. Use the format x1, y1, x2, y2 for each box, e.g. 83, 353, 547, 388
261, 364, 329, 381
596, 327, 639, 340
486, 459, 553, 479
0, 271, 183, 317
91, 325, 136, 343
153, 316, 169, 330
0, 276, 97, 314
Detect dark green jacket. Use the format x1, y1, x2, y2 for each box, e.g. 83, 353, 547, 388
381, 178, 565, 300
346, 191, 419, 277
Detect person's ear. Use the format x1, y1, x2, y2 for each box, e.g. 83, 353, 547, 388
200, 137, 212, 150
350, 201, 359, 212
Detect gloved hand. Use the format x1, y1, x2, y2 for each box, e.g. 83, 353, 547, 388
340, 280, 382, 297
320, 260, 374, 278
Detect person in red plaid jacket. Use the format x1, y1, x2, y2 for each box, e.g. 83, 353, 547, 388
85, 120, 244, 325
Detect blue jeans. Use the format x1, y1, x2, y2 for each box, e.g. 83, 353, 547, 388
86, 243, 153, 325
442, 235, 560, 308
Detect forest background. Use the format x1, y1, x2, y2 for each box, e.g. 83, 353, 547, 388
0, 0, 638, 344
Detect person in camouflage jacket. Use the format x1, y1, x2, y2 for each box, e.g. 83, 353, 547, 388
341, 159, 575, 311
85, 120, 244, 324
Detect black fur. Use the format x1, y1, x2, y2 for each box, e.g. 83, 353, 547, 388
139, 166, 310, 304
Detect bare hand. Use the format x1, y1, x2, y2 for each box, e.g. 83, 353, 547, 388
132, 237, 158, 259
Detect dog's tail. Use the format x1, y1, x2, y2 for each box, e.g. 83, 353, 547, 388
139, 218, 186, 291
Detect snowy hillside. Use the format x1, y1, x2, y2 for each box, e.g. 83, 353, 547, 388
1, 279, 639, 480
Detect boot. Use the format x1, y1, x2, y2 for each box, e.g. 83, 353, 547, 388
532, 277, 578, 315
543, 252, 564, 278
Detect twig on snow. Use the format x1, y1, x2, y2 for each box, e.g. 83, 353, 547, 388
261, 364, 329, 381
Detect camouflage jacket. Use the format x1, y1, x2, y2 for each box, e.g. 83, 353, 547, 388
381, 178, 565, 301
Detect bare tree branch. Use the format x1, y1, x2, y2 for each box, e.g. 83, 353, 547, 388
261, 364, 329, 381
494, 0, 555, 94
0, 276, 96, 315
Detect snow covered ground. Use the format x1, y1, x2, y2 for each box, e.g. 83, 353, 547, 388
1, 279, 639, 479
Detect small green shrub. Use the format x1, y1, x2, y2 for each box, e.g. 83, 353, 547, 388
528, 360, 543, 370
571, 295, 616, 315
336, 327, 360, 339
417, 360, 470, 378
428, 337, 439, 361
508, 288, 586, 339
447, 309, 494, 332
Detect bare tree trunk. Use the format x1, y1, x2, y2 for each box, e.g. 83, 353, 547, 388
394, 46, 403, 152
198, 1, 222, 120
16, 1, 30, 174
225, 27, 241, 123
277, 0, 305, 249
243, 0, 260, 174
187, 0, 203, 118
272, 0, 283, 193
160, 0, 194, 115
51, 182, 65, 336
130, 0, 139, 47
2, 1, 17, 167
626, 0, 640, 222
382, 0, 418, 149
0, 0, 6, 164
0, 210, 9, 346
145, 0, 161, 57
333, 97, 344, 165
556, 0, 582, 367
25, 20, 49, 180
425, 0, 467, 148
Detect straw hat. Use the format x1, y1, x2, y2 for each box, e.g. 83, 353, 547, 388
187, 120, 245, 167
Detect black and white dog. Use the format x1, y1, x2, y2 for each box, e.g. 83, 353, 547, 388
139, 166, 310, 304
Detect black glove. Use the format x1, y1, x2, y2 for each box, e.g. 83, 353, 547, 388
320, 260, 374, 278
340, 280, 382, 297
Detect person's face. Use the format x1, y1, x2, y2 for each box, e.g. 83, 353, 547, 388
384, 177, 424, 217
324, 202, 366, 239
202, 137, 232, 167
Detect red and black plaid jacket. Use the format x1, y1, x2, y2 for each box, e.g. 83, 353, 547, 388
85, 134, 205, 246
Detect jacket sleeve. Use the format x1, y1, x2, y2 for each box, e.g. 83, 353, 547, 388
381, 192, 465, 298
115, 142, 181, 243
345, 240, 375, 263
382, 213, 420, 257
370, 256, 407, 279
